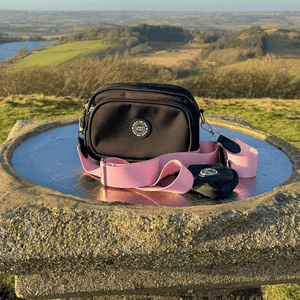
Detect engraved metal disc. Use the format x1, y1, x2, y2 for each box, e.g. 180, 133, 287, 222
131, 119, 150, 138
199, 168, 219, 177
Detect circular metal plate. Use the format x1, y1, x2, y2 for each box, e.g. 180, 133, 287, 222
12, 124, 293, 206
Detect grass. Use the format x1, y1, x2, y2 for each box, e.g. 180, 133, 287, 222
196, 98, 300, 149
0, 95, 82, 143
0, 95, 299, 147
0, 95, 299, 299
262, 283, 300, 300
18, 40, 111, 66
0, 275, 16, 300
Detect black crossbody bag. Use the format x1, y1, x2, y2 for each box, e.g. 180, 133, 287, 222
78, 82, 200, 161
77, 82, 245, 199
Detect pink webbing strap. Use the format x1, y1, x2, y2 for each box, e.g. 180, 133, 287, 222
77, 139, 258, 194
227, 138, 258, 178
77, 141, 219, 193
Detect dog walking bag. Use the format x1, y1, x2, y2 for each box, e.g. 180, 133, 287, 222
77, 83, 258, 198
77, 82, 200, 161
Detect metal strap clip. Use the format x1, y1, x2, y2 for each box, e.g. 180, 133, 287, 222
79, 115, 84, 132
199, 109, 221, 143
101, 158, 106, 188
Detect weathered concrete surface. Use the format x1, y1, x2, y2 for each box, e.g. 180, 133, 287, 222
0, 116, 300, 299
16, 269, 264, 299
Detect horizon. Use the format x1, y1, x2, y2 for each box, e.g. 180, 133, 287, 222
1, 0, 299, 12
1, 9, 300, 12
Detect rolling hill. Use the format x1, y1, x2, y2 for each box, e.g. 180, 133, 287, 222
200, 26, 300, 62
9, 25, 300, 84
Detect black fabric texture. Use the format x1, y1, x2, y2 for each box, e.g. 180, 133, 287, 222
90, 102, 190, 160
188, 164, 239, 199
82, 83, 200, 161
77, 136, 88, 158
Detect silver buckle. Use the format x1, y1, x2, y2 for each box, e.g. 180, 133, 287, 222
211, 131, 221, 143
101, 158, 106, 188
79, 116, 84, 131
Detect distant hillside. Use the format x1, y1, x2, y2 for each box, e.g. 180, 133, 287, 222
201, 26, 266, 60
53, 25, 224, 57
200, 26, 300, 64
264, 28, 300, 58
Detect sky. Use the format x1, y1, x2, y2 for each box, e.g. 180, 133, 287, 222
1, 0, 299, 12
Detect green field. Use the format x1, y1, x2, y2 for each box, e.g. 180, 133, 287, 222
18, 40, 111, 66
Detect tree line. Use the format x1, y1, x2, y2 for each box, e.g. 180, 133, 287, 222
0, 32, 23, 44
0, 31, 48, 44
53, 24, 224, 55
201, 26, 267, 59
52, 25, 272, 59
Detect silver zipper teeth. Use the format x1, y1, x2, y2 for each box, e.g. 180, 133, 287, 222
92, 86, 198, 119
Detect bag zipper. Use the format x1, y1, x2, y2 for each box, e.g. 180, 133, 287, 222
87, 85, 199, 124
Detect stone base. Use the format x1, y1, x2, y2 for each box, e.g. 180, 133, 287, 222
3, 117, 300, 300
15, 269, 262, 300
54, 289, 262, 300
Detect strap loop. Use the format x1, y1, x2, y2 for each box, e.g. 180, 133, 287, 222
77, 141, 219, 193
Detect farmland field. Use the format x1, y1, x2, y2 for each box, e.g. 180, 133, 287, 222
18, 40, 111, 66
131, 43, 205, 67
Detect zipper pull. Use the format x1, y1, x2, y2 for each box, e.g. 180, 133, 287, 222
79, 116, 84, 132
82, 98, 89, 108
217, 134, 241, 154
87, 107, 94, 115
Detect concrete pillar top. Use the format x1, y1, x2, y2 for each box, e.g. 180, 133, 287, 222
1, 115, 300, 299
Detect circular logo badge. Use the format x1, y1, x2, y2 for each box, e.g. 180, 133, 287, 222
131, 119, 150, 138
198, 168, 219, 177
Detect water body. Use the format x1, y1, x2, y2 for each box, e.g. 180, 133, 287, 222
0, 41, 53, 61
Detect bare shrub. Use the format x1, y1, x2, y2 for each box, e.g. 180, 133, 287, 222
207, 48, 257, 64
130, 43, 153, 55
242, 56, 295, 98
1, 53, 299, 99
177, 56, 299, 99
0, 65, 66, 96
15, 46, 29, 56
0, 53, 176, 99
178, 67, 249, 99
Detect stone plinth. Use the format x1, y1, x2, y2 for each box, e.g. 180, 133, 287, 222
0, 116, 300, 299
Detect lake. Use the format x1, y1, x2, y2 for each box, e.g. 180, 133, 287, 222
0, 41, 53, 61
